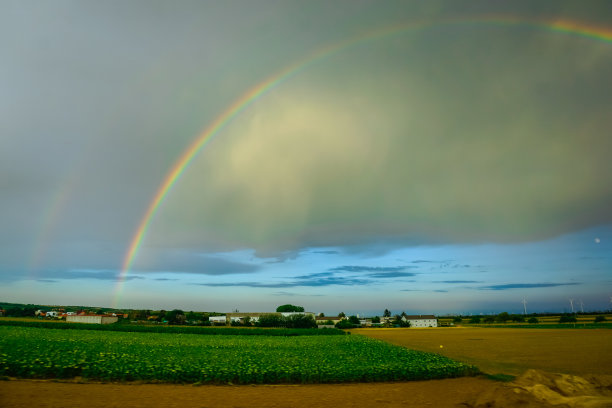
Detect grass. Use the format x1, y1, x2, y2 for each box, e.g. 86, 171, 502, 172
0, 326, 478, 384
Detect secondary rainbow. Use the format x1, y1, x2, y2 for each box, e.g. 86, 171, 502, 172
114, 15, 612, 307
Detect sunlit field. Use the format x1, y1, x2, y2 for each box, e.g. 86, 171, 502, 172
352, 327, 612, 376
0, 325, 477, 384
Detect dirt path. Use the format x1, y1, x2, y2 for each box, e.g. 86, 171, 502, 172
1, 377, 498, 408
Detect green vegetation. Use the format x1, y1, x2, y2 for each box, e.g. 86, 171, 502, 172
0, 326, 478, 384
528, 317, 539, 324
0, 319, 341, 336
594, 315, 607, 323
275, 304, 304, 312
558, 314, 578, 323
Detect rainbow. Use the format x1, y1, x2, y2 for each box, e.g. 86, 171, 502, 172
113, 15, 612, 307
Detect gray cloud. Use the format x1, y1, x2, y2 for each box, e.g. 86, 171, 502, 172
367, 272, 417, 278
194, 275, 372, 288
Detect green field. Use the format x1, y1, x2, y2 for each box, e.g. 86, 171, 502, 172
0, 326, 478, 384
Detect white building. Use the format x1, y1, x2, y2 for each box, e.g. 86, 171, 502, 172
402, 315, 438, 327
209, 315, 227, 324
66, 315, 118, 324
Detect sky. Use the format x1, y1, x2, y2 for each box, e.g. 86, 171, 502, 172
1, 1, 611, 316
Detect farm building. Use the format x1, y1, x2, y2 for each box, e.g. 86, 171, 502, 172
66, 315, 118, 324
315, 316, 345, 325
209, 315, 227, 324
402, 315, 438, 327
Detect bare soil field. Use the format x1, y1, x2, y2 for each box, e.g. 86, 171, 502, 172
351, 327, 612, 376
2, 327, 611, 407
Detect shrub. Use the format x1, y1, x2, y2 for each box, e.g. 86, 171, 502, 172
559, 314, 577, 323
527, 317, 539, 324
335, 320, 355, 329
594, 315, 607, 323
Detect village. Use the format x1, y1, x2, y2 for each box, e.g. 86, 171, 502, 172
20, 305, 439, 328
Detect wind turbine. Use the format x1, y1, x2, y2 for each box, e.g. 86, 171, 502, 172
522, 298, 528, 315
579, 299, 584, 314
569, 298, 575, 313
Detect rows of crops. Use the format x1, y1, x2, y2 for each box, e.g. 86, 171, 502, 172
0, 319, 344, 336
0, 326, 478, 384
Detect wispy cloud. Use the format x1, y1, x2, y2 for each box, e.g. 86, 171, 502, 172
194, 275, 371, 288
367, 272, 416, 278
33, 269, 145, 281
330, 265, 415, 273
480, 283, 581, 291
434, 280, 482, 284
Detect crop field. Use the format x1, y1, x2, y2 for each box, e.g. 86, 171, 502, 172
352, 327, 612, 376
0, 326, 477, 384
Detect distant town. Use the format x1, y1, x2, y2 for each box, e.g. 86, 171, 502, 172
1, 301, 609, 328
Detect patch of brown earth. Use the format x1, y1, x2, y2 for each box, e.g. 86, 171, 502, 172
464, 369, 612, 408
0, 377, 494, 408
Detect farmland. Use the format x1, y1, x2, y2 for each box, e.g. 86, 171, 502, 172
352, 327, 612, 376
0, 325, 477, 384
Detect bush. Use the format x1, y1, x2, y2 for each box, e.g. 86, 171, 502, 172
335, 320, 356, 329
284, 314, 317, 329
528, 317, 539, 324
495, 312, 510, 323
559, 314, 577, 323
594, 315, 607, 323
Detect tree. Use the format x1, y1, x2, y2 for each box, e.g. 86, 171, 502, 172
338, 312, 346, 318
166, 309, 186, 325
528, 317, 539, 324
510, 314, 525, 323
285, 314, 316, 329
383, 309, 391, 318
335, 320, 354, 329
348, 315, 360, 325
594, 315, 607, 323
371, 316, 381, 323
276, 304, 304, 313
469, 316, 481, 324
257, 314, 285, 327
453, 316, 463, 323
495, 312, 510, 323
559, 314, 577, 323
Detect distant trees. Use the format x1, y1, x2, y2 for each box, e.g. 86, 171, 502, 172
348, 315, 360, 325
559, 314, 577, 323
528, 317, 539, 324
371, 316, 381, 323
166, 309, 186, 325
383, 309, 391, 318
338, 312, 346, 318
469, 316, 481, 324
256, 313, 316, 328
453, 316, 463, 323
276, 304, 304, 313
495, 312, 510, 323
594, 315, 607, 323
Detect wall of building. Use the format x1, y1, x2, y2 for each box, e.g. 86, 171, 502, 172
66, 315, 118, 324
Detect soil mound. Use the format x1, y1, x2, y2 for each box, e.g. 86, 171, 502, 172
465, 370, 612, 407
